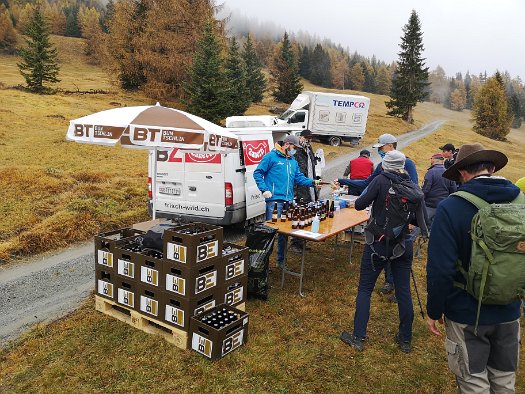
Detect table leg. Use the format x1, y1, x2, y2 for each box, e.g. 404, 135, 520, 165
349, 227, 355, 264
281, 236, 288, 288
335, 233, 339, 246
298, 241, 306, 297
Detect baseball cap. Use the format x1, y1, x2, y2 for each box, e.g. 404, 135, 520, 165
300, 129, 313, 138
431, 153, 444, 160
360, 149, 371, 157
372, 133, 397, 148
284, 134, 300, 146
439, 143, 455, 151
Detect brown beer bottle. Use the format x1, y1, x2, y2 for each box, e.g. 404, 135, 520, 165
272, 202, 278, 222
320, 203, 326, 221
292, 210, 298, 229
328, 200, 335, 218
281, 202, 288, 222
298, 209, 305, 229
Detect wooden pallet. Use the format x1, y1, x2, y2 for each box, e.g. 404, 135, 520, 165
95, 295, 188, 349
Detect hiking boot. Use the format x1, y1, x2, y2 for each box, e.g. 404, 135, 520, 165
379, 282, 395, 295
387, 294, 398, 304
395, 333, 412, 353
340, 331, 365, 352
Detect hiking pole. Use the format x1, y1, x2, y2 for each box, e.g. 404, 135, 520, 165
411, 269, 425, 319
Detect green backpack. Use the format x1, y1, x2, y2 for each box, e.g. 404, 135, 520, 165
453, 191, 525, 333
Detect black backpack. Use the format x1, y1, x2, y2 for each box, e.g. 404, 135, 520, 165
365, 174, 424, 260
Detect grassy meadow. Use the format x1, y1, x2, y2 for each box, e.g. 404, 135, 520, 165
1, 35, 525, 393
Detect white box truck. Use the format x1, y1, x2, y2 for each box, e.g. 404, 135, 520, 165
226, 91, 370, 146
148, 128, 294, 225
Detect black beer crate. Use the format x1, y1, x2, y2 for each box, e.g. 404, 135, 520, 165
163, 223, 223, 267
163, 259, 220, 298
220, 276, 248, 308
219, 243, 249, 284
190, 304, 249, 361
115, 279, 139, 311
95, 228, 145, 272
136, 284, 163, 320
163, 288, 219, 331
95, 269, 115, 302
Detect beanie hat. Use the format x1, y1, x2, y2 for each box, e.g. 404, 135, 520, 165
382, 150, 406, 172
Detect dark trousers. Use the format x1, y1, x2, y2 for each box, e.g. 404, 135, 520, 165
353, 240, 414, 341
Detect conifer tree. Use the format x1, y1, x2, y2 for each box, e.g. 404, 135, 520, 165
243, 34, 266, 103
473, 76, 511, 140
64, 5, 81, 37
184, 21, 229, 124
510, 94, 522, 129
349, 63, 365, 91
225, 37, 250, 115
17, 7, 60, 93
309, 44, 331, 87
299, 45, 311, 79
0, 4, 17, 54
270, 32, 302, 103
386, 10, 429, 123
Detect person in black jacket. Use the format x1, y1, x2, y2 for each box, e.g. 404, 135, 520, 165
340, 150, 428, 353
422, 153, 457, 224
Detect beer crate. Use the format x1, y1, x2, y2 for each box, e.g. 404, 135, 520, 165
95, 269, 115, 301
190, 304, 249, 361
163, 223, 223, 267
95, 228, 145, 273
137, 284, 163, 320
115, 279, 139, 310
163, 258, 220, 298
220, 276, 248, 308
220, 243, 249, 284
163, 288, 220, 331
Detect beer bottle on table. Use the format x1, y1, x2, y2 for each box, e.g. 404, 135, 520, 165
320, 202, 326, 221
281, 202, 288, 222
272, 202, 278, 222
328, 200, 335, 218
299, 209, 305, 229
287, 204, 293, 220
292, 210, 298, 229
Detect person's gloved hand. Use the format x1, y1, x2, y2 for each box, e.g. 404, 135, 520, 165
262, 191, 272, 199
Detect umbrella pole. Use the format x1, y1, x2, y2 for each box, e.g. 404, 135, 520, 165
152, 147, 157, 220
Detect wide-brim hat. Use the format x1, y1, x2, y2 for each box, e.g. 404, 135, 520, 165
442, 143, 508, 182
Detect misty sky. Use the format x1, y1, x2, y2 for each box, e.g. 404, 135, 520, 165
224, 0, 524, 79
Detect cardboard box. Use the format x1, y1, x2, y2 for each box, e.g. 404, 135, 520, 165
95, 228, 145, 272
95, 269, 115, 301
190, 304, 249, 360
163, 288, 219, 331
164, 223, 223, 267
221, 276, 248, 308
163, 259, 220, 297
220, 243, 249, 284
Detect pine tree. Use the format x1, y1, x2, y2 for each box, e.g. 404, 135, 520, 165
309, 44, 331, 87
184, 21, 229, 124
349, 63, 365, 91
224, 37, 250, 115
64, 5, 81, 38
243, 34, 266, 103
299, 45, 311, 79
385, 10, 429, 123
473, 76, 511, 141
270, 32, 302, 103
375, 65, 392, 95
510, 94, 522, 129
17, 7, 60, 93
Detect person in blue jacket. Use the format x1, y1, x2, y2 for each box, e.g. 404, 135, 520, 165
253, 134, 318, 267
426, 143, 521, 393
335, 133, 420, 299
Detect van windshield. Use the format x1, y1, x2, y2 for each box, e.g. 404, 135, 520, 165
278, 109, 294, 121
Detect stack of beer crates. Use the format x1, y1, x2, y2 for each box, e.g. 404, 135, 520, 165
94, 222, 249, 359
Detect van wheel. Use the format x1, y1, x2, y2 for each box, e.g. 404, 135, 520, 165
329, 136, 342, 147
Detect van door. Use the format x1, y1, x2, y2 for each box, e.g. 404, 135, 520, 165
239, 133, 273, 220
153, 149, 225, 219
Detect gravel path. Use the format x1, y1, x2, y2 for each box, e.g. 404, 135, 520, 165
0, 120, 445, 346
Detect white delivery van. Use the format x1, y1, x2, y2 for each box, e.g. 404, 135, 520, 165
226, 91, 370, 147
225, 115, 276, 128
148, 128, 289, 226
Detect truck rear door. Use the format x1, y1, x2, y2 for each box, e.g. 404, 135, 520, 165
239, 132, 273, 220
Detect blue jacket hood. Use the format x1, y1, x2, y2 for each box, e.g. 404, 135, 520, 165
458, 176, 520, 203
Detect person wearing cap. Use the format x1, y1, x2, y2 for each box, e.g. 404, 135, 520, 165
343, 149, 374, 180
253, 134, 319, 267
336, 133, 419, 196
439, 143, 458, 170
422, 153, 457, 224
340, 150, 428, 354
426, 143, 522, 392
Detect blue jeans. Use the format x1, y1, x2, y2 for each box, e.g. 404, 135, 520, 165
353, 240, 414, 342
265, 200, 288, 264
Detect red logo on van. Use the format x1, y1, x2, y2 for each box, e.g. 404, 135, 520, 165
185, 153, 221, 164
243, 140, 270, 166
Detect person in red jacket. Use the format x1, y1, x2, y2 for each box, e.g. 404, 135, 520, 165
343, 150, 374, 179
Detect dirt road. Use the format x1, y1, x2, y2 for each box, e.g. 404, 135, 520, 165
0, 120, 445, 346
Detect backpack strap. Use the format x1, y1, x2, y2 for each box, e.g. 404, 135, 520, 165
451, 191, 490, 210
512, 193, 525, 204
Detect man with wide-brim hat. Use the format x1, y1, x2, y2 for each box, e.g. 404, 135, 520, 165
426, 143, 522, 392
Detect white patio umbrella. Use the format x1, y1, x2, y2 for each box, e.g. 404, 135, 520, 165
66, 104, 239, 218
